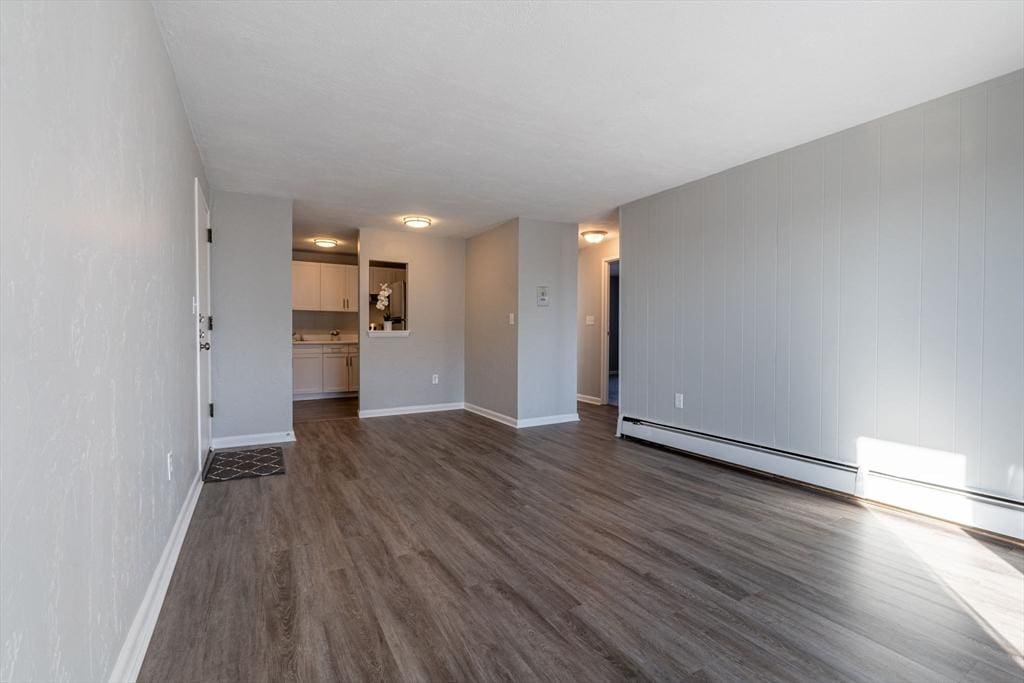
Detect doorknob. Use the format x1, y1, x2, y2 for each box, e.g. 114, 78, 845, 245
199, 342, 210, 351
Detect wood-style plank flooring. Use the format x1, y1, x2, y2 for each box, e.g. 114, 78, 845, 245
140, 403, 1024, 682
293, 397, 359, 424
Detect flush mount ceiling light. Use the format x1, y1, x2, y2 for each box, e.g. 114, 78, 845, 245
582, 230, 608, 244
313, 238, 339, 248
402, 216, 431, 229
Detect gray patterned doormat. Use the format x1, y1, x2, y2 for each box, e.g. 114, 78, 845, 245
203, 446, 285, 482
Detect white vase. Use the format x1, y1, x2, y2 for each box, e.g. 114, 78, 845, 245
383, 320, 393, 332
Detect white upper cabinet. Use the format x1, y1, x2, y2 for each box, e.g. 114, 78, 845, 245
292, 261, 321, 310
343, 264, 359, 312
293, 261, 359, 312
320, 263, 346, 311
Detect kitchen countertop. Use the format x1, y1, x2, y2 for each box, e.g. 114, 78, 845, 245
293, 337, 359, 345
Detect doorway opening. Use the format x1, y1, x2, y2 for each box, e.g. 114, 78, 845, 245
600, 258, 620, 407
290, 217, 361, 422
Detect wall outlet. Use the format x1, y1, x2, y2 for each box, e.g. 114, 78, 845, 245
674, 393, 684, 410
166, 451, 174, 481
536, 286, 550, 307
508, 312, 515, 325
432, 374, 439, 385
585, 315, 595, 326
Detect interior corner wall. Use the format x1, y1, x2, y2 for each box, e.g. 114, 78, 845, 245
620, 70, 1023, 508
358, 228, 466, 412
517, 219, 579, 421
465, 220, 520, 418
210, 191, 294, 441
0, 2, 207, 680
577, 237, 620, 400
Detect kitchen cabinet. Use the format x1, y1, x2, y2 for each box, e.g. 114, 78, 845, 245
293, 347, 324, 394
343, 265, 359, 312
319, 263, 345, 312
295, 261, 358, 312
320, 263, 359, 312
323, 348, 347, 391
292, 261, 321, 310
347, 351, 359, 391
369, 266, 405, 290
294, 344, 358, 395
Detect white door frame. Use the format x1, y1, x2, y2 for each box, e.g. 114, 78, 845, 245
599, 257, 619, 406
194, 178, 212, 474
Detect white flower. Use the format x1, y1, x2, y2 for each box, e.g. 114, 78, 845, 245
376, 282, 392, 311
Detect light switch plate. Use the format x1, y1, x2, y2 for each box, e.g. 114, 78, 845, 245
509, 312, 515, 325
536, 286, 550, 307
585, 315, 595, 325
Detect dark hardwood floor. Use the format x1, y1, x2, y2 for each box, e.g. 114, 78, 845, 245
293, 396, 359, 423
140, 403, 1023, 682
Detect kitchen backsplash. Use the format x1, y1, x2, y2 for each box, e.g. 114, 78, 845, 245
292, 310, 358, 336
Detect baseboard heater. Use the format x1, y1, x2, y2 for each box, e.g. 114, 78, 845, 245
620, 416, 1024, 541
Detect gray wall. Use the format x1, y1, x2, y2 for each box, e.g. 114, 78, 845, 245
621, 70, 1023, 501
210, 191, 293, 440
358, 229, 466, 411
517, 220, 579, 420
577, 237, 619, 400
0, 2, 207, 680
465, 220, 519, 417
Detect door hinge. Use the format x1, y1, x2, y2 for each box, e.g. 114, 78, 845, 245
207, 227, 213, 243
207, 315, 213, 331
209, 403, 214, 418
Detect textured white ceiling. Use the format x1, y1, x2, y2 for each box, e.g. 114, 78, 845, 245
291, 203, 359, 252
153, 1, 1024, 238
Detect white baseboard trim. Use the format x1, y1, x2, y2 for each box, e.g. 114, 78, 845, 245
358, 402, 464, 418
109, 471, 203, 682
210, 430, 295, 450
464, 404, 579, 429
621, 418, 1023, 541
463, 403, 518, 427
576, 394, 603, 405
517, 413, 580, 428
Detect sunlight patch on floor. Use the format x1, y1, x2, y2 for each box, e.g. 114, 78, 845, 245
867, 506, 1024, 665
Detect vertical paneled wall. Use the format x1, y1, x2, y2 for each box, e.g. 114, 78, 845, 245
621, 71, 1023, 501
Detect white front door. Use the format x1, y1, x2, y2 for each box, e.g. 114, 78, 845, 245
195, 179, 212, 471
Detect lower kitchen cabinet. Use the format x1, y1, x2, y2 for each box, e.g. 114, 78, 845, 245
294, 344, 358, 396
323, 353, 348, 392
293, 353, 324, 395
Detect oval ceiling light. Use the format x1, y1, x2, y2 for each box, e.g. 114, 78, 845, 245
582, 230, 608, 244
403, 216, 431, 229
313, 238, 339, 248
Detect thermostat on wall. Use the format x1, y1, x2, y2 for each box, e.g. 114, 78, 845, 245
536, 286, 550, 307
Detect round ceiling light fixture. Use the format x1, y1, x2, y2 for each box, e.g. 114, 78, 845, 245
403, 216, 432, 229
313, 238, 339, 248
582, 230, 608, 244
